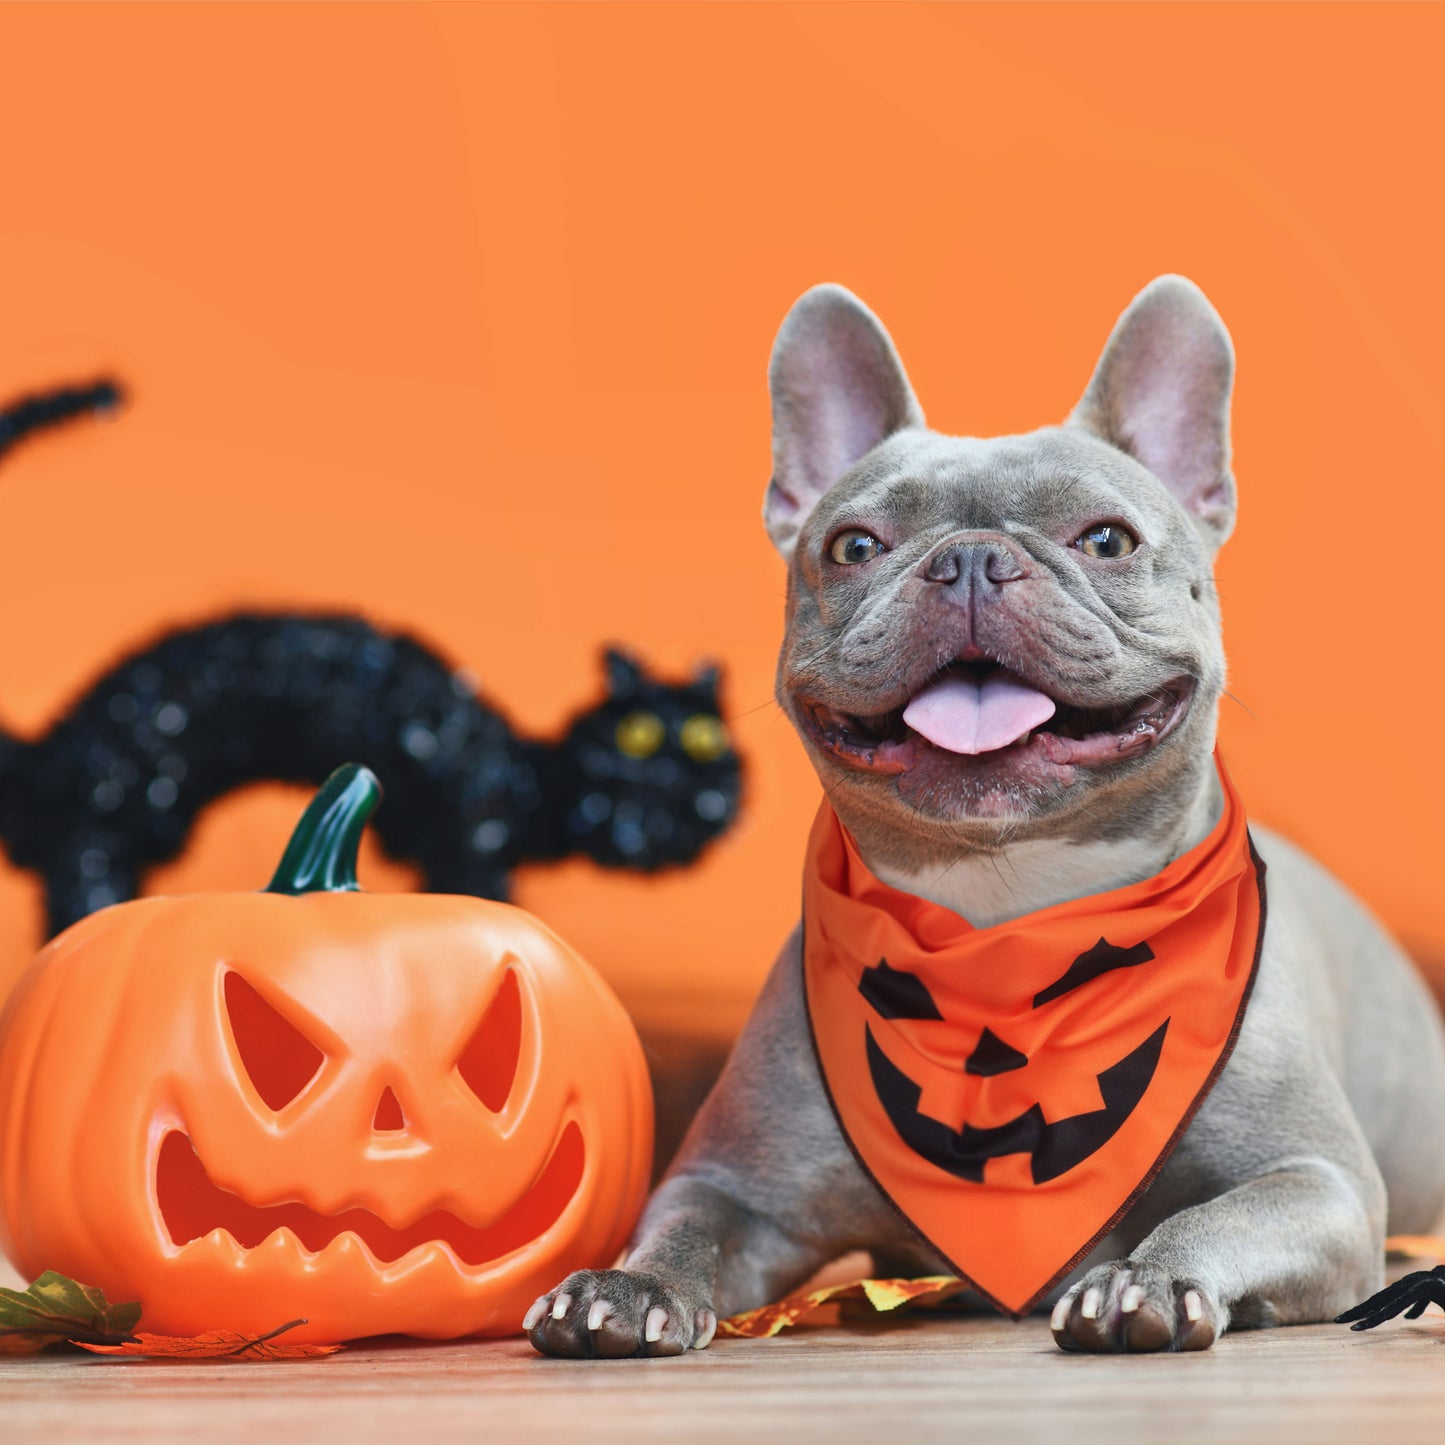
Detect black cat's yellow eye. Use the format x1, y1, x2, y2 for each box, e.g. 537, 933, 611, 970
615, 711, 665, 758
828, 529, 885, 566
1074, 524, 1137, 560
680, 714, 728, 763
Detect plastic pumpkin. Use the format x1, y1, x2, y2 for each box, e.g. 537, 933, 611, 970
0, 764, 653, 1343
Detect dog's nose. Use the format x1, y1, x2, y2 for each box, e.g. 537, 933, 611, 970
920, 535, 1031, 589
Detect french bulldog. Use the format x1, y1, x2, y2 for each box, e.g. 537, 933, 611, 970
525, 276, 1445, 1355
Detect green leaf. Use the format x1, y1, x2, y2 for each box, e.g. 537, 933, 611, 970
0, 1270, 141, 1353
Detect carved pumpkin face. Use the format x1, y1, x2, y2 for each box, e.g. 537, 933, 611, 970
860, 942, 1167, 1186
0, 766, 653, 1342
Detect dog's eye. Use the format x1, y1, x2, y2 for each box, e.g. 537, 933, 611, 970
1075, 524, 1137, 560
829, 530, 885, 566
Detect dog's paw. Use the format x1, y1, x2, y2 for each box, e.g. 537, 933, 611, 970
1049, 1261, 1224, 1352
524, 1269, 718, 1359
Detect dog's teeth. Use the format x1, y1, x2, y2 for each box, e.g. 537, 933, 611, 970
1121, 1285, 1143, 1314
1081, 1287, 1102, 1321
551, 1292, 572, 1321
1184, 1290, 1204, 1323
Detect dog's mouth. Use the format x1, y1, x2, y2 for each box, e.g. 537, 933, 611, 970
799, 661, 1195, 777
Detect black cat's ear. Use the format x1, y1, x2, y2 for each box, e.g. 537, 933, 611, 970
692, 660, 721, 694
604, 647, 643, 700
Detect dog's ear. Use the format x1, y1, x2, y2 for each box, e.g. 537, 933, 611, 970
1070, 275, 1237, 549
765, 285, 925, 559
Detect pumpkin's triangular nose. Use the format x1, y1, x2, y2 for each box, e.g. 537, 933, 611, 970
372, 1087, 406, 1132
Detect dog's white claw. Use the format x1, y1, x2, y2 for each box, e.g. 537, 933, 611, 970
1184, 1290, 1203, 1323
522, 1299, 546, 1332
1050, 1295, 1072, 1332
644, 1306, 668, 1343
693, 1309, 718, 1350
1081, 1287, 1102, 1321
1120, 1285, 1144, 1314
551, 1292, 572, 1321
587, 1300, 612, 1331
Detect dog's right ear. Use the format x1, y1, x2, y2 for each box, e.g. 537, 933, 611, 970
1070, 275, 1237, 550
765, 285, 925, 560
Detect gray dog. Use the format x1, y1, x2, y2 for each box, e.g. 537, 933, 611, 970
526, 277, 1445, 1355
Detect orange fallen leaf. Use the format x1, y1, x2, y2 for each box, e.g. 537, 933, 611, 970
1385, 1235, 1445, 1263
719, 1275, 965, 1339
76, 1318, 342, 1360
723, 1242, 1445, 1340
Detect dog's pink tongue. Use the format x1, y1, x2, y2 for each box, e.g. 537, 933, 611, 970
902, 674, 1056, 755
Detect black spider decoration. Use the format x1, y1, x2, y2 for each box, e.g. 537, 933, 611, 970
1336, 1266, 1445, 1331
0, 381, 742, 938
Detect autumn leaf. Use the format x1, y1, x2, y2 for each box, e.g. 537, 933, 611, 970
77, 1318, 342, 1360
0, 1270, 141, 1354
719, 1274, 965, 1339
0, 1271, 341, 1359
1385, 1235, 1445, 1263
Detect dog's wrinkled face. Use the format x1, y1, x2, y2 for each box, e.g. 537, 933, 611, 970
767, 277, 1237, 867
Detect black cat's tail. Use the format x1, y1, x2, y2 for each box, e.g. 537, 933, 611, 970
0, 379, 122, 466
0, 377, 127, 856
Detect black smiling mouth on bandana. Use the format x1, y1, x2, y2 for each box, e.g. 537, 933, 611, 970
860, 941, 1169, 1186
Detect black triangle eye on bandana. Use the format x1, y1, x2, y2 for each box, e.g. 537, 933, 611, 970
802, 758, 1265, 1316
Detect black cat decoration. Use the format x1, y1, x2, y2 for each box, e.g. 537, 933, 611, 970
0, 382, 742, 938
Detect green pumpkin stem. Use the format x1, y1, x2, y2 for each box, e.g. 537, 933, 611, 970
265, 763, 382, 895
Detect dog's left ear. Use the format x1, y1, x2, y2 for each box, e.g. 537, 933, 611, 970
1070, 275, 1237, 549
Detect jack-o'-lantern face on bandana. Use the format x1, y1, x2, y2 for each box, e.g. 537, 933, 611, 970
803, 756, 1264, 1317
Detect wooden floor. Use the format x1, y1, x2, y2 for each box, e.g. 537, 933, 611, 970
5, 1308, 1444, 1445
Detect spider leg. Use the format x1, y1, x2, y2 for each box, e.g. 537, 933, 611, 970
1336, 1266, 1445, 1331
1402, 1277, 1445, 1320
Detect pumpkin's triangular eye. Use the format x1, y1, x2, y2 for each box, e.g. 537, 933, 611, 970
224, 971, 325, 1111
455, 969, 522, 1112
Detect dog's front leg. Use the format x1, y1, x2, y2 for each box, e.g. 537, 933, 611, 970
1050, 941, 1393, 1354
524, 1170, 835, 1357
1050, 1156, 1385, 1352
527, 930, 889, 1358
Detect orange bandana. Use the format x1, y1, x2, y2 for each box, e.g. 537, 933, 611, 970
802, 760, 1265, 1317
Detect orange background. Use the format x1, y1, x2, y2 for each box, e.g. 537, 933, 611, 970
0, 2, 1441, 1038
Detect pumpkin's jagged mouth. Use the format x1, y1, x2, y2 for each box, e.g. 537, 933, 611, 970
156, 1126, 584, 1268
